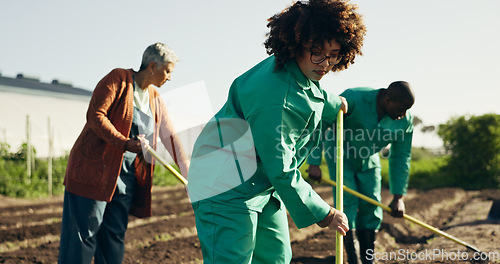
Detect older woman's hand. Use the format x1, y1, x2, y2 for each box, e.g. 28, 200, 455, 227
126, 134, 150, 154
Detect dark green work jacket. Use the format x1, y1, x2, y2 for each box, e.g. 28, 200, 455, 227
308, 87, 413, 195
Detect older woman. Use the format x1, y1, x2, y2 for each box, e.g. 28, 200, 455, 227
58, 43, 189, 264
187, 0, 366, 263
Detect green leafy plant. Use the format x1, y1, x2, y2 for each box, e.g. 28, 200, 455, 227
0, 142, 181, 198
437, 114, 500, 189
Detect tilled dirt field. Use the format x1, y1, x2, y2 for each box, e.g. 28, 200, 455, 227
1, 185, 499, 263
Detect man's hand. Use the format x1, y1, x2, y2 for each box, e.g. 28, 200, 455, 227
307, 165, 322, 182
339, 96, 348, 113
389, 195, 405, 218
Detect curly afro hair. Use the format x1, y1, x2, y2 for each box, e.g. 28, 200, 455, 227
264, 0, 366, 72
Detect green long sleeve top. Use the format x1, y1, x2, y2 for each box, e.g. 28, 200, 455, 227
187, 56, 342, 228
307, 87, 413, 195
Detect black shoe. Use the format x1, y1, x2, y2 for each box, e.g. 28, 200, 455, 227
344, 230, 359, 264
356, 229, 376, 264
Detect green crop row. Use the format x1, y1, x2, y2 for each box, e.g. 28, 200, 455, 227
0, 153, 181, 199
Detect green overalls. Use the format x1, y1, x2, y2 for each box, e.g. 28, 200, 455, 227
308, 87, 413, 230
187, 56, 342, 263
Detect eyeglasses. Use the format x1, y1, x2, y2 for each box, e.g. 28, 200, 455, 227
304, 47, 340, 65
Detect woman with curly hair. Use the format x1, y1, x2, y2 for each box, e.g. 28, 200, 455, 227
187, 0, 366, 263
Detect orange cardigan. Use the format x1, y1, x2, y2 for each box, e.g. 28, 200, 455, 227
64, 68, 189, 218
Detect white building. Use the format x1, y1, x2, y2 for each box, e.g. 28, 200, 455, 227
0, 73, 92, 157
0, 73, 212, 162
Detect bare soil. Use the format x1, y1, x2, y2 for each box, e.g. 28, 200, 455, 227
1, 186, 499, 263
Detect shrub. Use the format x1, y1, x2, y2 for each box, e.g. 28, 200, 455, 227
380, 155, 450, 190
0, 156, 68, 198
438, 114, 500, 189
0, 142, 181, 198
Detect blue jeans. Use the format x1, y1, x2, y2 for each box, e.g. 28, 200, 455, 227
58, 165, 135, 264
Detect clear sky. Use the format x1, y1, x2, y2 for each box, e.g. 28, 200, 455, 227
1, 0, 499, 148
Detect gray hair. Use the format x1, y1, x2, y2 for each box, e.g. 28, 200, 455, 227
140, 42, 179, 71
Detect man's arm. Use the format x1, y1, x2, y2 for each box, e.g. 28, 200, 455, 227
388, 125, 413, 218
